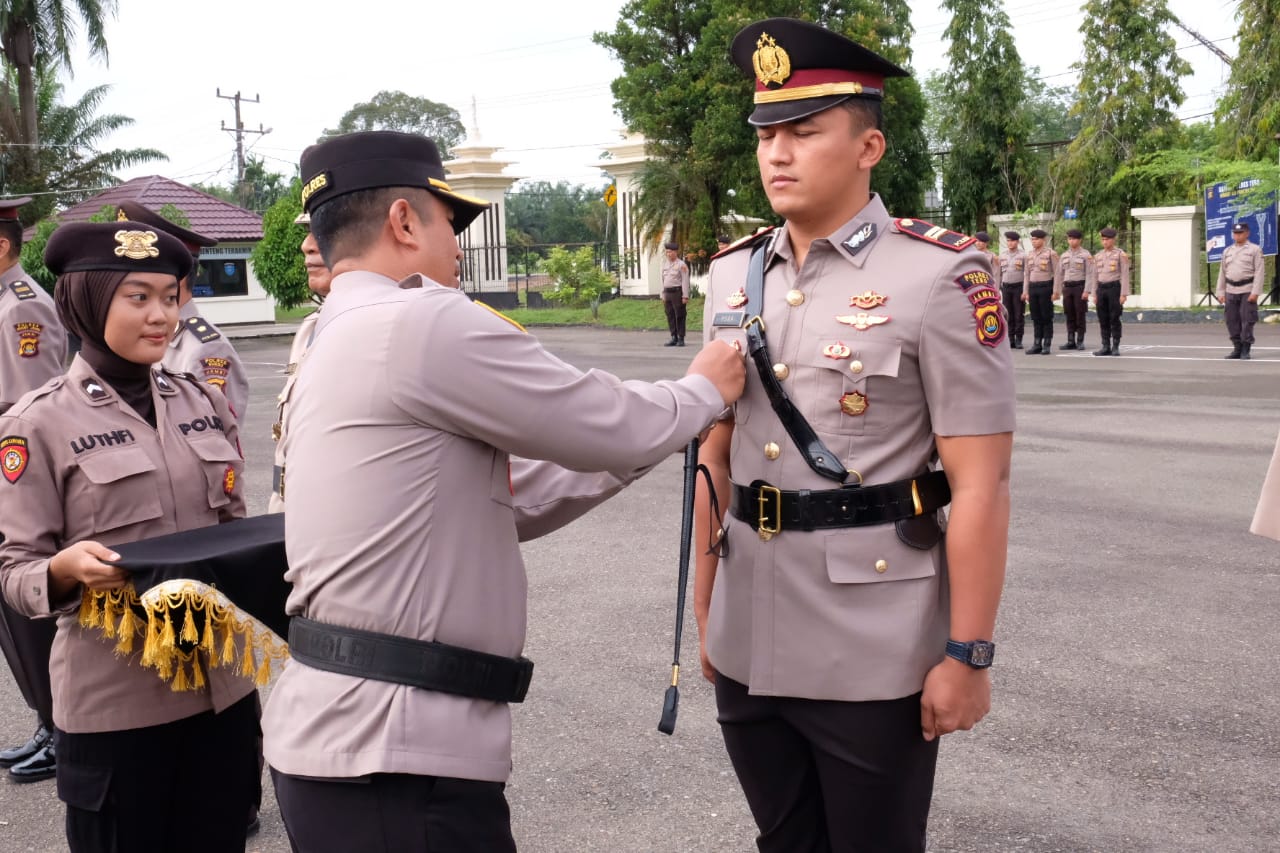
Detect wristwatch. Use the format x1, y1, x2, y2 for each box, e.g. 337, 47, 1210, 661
945, 639, 995, 669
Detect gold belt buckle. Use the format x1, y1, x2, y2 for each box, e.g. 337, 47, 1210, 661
911, 479, 923, 516
757, 484, 781, 541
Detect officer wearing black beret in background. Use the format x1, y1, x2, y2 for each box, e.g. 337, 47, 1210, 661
1089, 227, 1129, 356
1056, 228, 1092, 350
661, 239, 690, 346
1000, 230, 1026, 348
1022, 228, 1058, 354
973, 231, 1002, 287
696, 17, 1015, 852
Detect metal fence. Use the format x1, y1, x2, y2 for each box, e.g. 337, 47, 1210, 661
457, 242, 612, 310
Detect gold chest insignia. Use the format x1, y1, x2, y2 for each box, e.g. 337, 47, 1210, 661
839, 391, 868, 417
823, 342, 851, 359
114, 230, 160, 260
726, 288, 748, 309
849, 290, 888, 310
752, 32, 791, 86
835, 312, 890, 331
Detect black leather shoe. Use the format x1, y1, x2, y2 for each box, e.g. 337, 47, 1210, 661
663, 338, 678, 347
0, 726, 51, 769
9, 741, 55, 783
677, 338, 685, 347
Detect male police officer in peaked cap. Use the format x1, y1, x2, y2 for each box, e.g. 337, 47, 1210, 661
260, 130, 745, 851
695, 18, 1015, 851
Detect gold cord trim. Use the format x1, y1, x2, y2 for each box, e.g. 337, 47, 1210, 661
754, 82, 874, 104
79, 580, 290, 692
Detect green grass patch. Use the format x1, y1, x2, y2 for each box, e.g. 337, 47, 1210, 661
504, 296, 705, 331
275, 302, 321, 322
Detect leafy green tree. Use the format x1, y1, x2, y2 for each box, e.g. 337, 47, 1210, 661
1053, 0, 1190, 231
935, 0, 1033, 233
320, 91, 464, 158
191, 182, 237, 205
505, 181, 612, 247
250, 180, 311, 310
1215, 0, 1280, 162
0, 70, 164, 223
543, 245, 613, 309
0, 0, 118, 176
18, 217, 55, 293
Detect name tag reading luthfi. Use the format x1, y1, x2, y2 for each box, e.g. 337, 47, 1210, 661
713, 311, 747, 328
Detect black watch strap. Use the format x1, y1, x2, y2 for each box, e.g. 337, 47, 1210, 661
945, 639, 995, 669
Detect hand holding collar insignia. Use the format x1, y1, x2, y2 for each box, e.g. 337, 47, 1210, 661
753, 32, 791, 86
114, 230, 160, 260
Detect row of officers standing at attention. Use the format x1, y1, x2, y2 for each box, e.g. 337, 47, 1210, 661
972, 226, 1130, 356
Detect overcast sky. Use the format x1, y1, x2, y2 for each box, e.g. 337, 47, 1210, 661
52, 0, 1240, 197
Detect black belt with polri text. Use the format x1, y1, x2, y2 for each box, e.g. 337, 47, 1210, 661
729, 470, 950, 535
288, 617, 534, 703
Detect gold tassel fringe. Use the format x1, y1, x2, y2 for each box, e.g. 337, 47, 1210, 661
78, 581, 290, 692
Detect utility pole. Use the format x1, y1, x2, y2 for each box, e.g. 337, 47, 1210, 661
216, 89, 271, 208
1170, 19, 1233, 66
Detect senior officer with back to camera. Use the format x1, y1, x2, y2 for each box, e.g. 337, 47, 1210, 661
261, 130, 745, 853
693, 18, 1015, 852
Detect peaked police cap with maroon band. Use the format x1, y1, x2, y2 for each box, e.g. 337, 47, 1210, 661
730, 17, 910, 127
45, 221, 194, 280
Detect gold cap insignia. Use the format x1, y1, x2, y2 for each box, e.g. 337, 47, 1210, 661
849, 290, 888, 310
835, 312, 890, 331
113, 230, 160, 260
116, 208, 128, 222
753, 32, 791, 87
840, 391, 868, 417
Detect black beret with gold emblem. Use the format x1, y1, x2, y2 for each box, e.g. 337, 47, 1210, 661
1066, 228, 1083, 239
1004, 231, 1021, 240
45, 221, 194, 280
299, 130, 489, 234
730, 17, 909, 126
1232, 222, 1249, 233
1029, 228, 1047, 238
1100, 227, 1118, 238
113, 200, 216, 257
974, 231, 991, 243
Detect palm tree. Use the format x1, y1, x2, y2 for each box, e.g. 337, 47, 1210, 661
0, 68, 164, 222
0, 0, 118, 174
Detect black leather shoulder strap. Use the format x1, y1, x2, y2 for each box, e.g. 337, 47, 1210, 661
744, 243, 848, 484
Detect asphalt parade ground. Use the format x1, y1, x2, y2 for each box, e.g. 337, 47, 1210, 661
2, 321, 1278, 852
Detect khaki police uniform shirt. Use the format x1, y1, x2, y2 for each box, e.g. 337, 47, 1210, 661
1000, 249, 1026, 287
0, 263, 67, 410
1090, 247, 1131, 297
985, 249, 1002, 288
1216, 241, 1265, 299
1023, 246, 1058, 297
267, 310, 318, 514
662, 257, 690, 299
262, 270, 724, 783
702, 196, 1016, 701
162, 300, 249, 420
1253, 427, 1280, 541
0, 356, 252, 733
1056, 246, 1094, 298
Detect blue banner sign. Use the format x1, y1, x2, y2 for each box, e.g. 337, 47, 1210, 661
1205, 180, 1277, 262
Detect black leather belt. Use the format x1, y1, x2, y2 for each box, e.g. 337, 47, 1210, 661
729, 470, 950, 535
272, 465, 284, 499
1096, 280, 1121, 286
1063, 280, 1085, 286
289, 617, 534, 704
1226, 278, 1252, 287
1028, 280, 1053, 286
1001, 281, 1023, 288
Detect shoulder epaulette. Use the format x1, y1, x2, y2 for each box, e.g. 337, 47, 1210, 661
473, 300, 527, 333
8, 281, 39, 300
5, 376, 64, 415
893, 218, 976, 252
183, 316, 221, 343
711, 227, 777, 261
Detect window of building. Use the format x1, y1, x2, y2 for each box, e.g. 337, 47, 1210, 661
191, 257, 249, 298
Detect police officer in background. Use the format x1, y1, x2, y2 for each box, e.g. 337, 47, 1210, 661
661, 239, 691, 346
1022, 228, 1058, 354
1000, 230, 1026, 348
268, 212, 331, 513
117, 200, 254, 419
261, 130, 744, 852
0, 195, 68, 783
695, 18, 1015, 851
1056, 228, 1092, 350
717, 234, 733, 253
973, 230, 1001, 288
1215, 221, 1265, 360
1090, 227, 1129, 356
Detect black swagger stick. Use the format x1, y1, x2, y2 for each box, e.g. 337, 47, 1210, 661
659, 438, 700, 735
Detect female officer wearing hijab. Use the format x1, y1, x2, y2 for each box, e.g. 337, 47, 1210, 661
0, 221, 258, 853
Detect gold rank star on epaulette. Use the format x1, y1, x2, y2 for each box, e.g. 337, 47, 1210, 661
894, 218, 976, 252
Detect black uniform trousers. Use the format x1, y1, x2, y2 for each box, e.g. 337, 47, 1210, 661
1026, 281, 1055, 342
0, 591, 56, 729
272, 768, 517, 853
1062, 282, 1087, 339
1225, 292, 1259, 344
715, 674, 938, 853
56, 692, 259, 853
1000, 284, 1025, 340
1095, 281, 1123, 342
663, 287, 687, 341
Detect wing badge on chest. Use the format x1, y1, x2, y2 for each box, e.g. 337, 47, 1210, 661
835, 312, 890, 331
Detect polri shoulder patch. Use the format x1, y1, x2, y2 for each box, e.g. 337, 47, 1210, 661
183, 316, 221, 343
474, 300, 526, 333
894, 218, 976, 252
711, 227, 777, 261
8, 281, 39, 300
